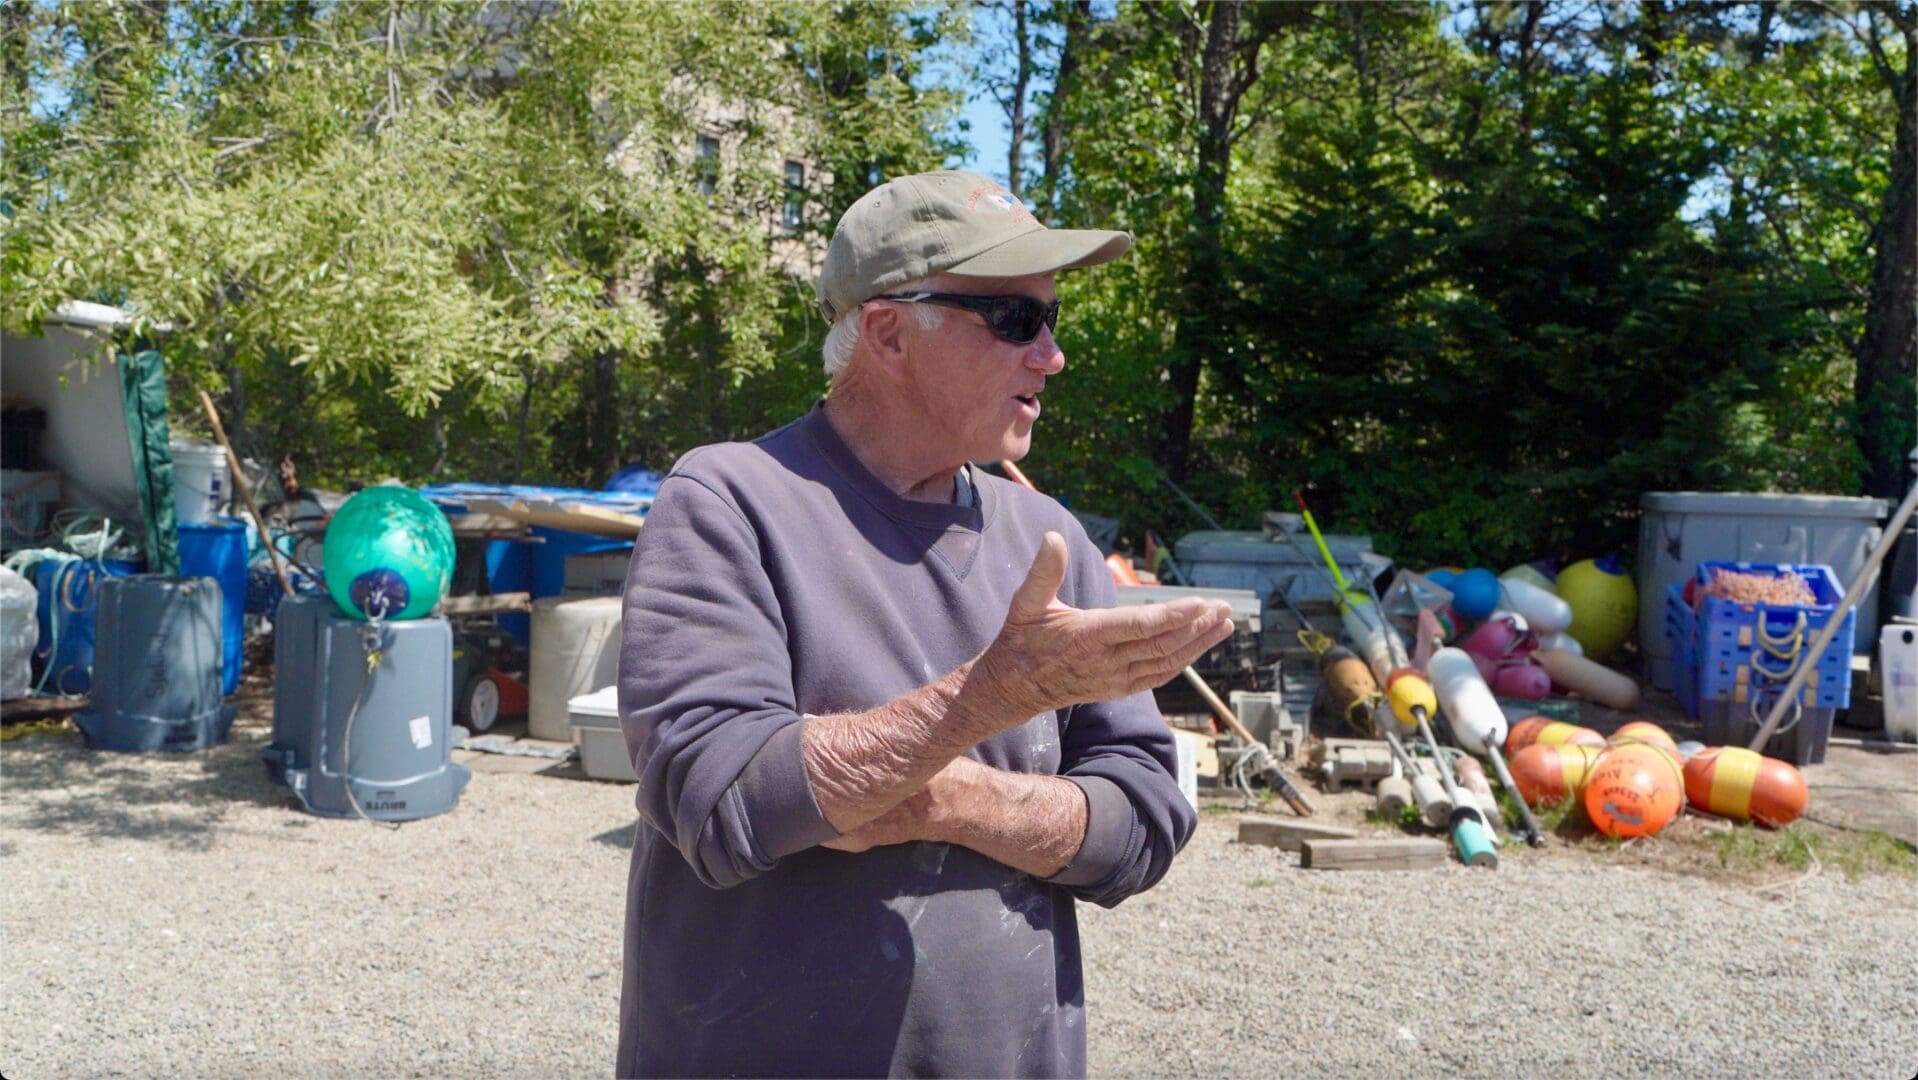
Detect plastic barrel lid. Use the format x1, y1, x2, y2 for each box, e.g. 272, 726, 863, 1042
1640, 492, 1889, 520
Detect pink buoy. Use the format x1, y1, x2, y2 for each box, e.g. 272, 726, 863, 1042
1492, 661, 1552, 700
1461, 613, 1525, 665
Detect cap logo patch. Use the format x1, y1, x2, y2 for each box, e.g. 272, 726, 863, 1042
967, 185, 1034, 224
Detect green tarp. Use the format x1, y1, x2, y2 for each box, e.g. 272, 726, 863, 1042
118, 348, 179, 576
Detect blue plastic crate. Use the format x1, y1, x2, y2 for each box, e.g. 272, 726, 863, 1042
1665, 585, 1700, 717
1692, 562, 1854, 711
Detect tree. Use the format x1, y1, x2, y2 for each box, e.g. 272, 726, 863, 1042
1, 1, 964, 487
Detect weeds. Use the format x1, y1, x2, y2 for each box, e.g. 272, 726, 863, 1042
1710, 824, 1918, 881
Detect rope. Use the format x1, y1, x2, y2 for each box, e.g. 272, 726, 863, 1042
1229, 740, 1279, 808
338, 599, 400, 829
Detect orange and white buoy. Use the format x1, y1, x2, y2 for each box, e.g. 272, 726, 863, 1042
1584, 743, 1684, 838
1682, 746, 1809, 828
1506, 715, 1607, 756
1607, 720, 1679, 756
1509, 742, 1603, 808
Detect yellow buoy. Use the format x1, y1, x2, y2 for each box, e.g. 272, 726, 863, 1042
1557, 555, 1638, 661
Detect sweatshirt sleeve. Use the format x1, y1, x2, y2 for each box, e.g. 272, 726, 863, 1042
618, 472, 837, 890
1040, 528, 1199, 907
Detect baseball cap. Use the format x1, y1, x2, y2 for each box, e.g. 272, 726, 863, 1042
816, 170, 1132, 323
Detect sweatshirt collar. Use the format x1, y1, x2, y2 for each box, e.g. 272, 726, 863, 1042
800, 403, 994, 534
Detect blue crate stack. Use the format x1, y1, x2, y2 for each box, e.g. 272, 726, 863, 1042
1665, 561, 1854, 765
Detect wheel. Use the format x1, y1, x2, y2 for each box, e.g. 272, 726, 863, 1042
462, 672, 501, 733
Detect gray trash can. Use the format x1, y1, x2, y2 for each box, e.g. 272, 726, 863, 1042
74, 576, 235, 753
265, 595, 469, 821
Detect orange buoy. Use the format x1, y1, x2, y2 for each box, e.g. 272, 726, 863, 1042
1509, 743, 1603, 808
1584, 743, 1683, 838
1506, 715, 1607, 756
1105, 554, 1144, 587
1607, 720, 1678, 755
1682, 746, 1809, 828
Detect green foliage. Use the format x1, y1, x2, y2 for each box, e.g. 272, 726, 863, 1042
1, 0, 963, 486
1032, 2, 1902, 564
0, 0, 1901, 531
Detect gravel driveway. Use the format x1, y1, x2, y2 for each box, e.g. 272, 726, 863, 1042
3, 716, 1913, 1078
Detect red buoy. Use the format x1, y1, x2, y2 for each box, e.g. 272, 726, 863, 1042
1682, 746, 1809, 828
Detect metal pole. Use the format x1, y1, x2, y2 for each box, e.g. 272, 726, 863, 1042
1748, 478, 1918, 751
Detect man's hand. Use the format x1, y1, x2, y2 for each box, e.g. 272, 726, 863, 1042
821, 758, 965, 853
819, 756, 1088, 877
971, 531, 1234, 725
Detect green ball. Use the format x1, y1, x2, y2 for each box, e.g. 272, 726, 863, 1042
322, 487, 455, 621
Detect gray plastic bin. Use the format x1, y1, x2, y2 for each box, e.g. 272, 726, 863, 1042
74, 575, 235, 753
1172, 530, 1372, 641
1638, 492, 1888, 690
265, 595, 469, 821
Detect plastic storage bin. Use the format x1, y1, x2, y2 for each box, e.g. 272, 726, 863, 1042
567, 685, 636, 782
1172, 530, 1372, 642
73, 576, 234, 752
1638, 492, 1887, 690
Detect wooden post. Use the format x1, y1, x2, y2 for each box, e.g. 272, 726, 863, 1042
196, 390, 296, 597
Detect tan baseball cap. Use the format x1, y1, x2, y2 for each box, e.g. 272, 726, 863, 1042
816, 170, 1132, 322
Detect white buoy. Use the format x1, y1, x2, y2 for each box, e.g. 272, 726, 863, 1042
1499, 576, 1573, 635
1536, 630, 1584, 657
1429, 647, 1508, 756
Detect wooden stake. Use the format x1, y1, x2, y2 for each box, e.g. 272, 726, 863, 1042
196, 389, 295, 597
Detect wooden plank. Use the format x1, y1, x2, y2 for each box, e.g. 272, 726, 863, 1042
1237, 819, 1357, 851
468, 499, 646, 539
2, 695, 88, 722
1300, 838, 1449, 871
437, 591, 532, 615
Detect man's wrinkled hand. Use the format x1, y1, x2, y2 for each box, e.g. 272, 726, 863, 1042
973, 531, 1233, 724
820, 758, 975, 853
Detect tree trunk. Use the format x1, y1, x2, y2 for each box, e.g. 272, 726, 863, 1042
1007, 1, 1032, 197
1041, 0, 1090, 218
587, 348, 620, 487
2, 0, 30, 99
1856, 13, 1918, 500
1160, 1, 1246, 485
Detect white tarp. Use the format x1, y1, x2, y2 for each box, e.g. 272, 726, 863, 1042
1, 305, 143, 526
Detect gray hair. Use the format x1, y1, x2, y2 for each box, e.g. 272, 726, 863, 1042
822, 285, 945, 379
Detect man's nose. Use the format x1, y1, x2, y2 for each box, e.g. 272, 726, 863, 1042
1025, 326, 1066, 374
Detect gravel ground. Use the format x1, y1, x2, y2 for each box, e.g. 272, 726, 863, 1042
4, 718, 1915, 1078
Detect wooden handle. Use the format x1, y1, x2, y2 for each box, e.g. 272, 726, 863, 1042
197, 390, 296, 597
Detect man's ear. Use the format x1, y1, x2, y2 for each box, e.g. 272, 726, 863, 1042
858, 302, 910, 380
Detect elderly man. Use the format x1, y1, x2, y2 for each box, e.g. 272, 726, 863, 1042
615, 169, 1232, 1078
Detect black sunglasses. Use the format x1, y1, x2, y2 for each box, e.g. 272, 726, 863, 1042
873, 292, 1060, 344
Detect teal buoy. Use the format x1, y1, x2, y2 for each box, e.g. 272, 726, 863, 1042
322, 487, 454, 621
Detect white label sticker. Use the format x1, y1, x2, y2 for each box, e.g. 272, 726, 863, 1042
408, 715, 432, 750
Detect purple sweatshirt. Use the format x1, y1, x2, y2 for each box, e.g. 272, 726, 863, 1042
615, 406, 1196, 1078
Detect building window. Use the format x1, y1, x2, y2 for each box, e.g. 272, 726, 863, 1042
695, 134, 719, 197
782, 161, 804, 230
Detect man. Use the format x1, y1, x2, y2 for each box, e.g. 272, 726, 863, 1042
616, 169, 1233, 1078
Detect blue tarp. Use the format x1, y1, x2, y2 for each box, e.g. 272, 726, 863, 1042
417, 481, 656, 516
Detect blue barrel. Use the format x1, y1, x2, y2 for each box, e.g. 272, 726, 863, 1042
179, 518, 246, 695
33, 558, 141, 694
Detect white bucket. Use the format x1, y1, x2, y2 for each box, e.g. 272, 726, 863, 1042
170, 439, 227, 525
